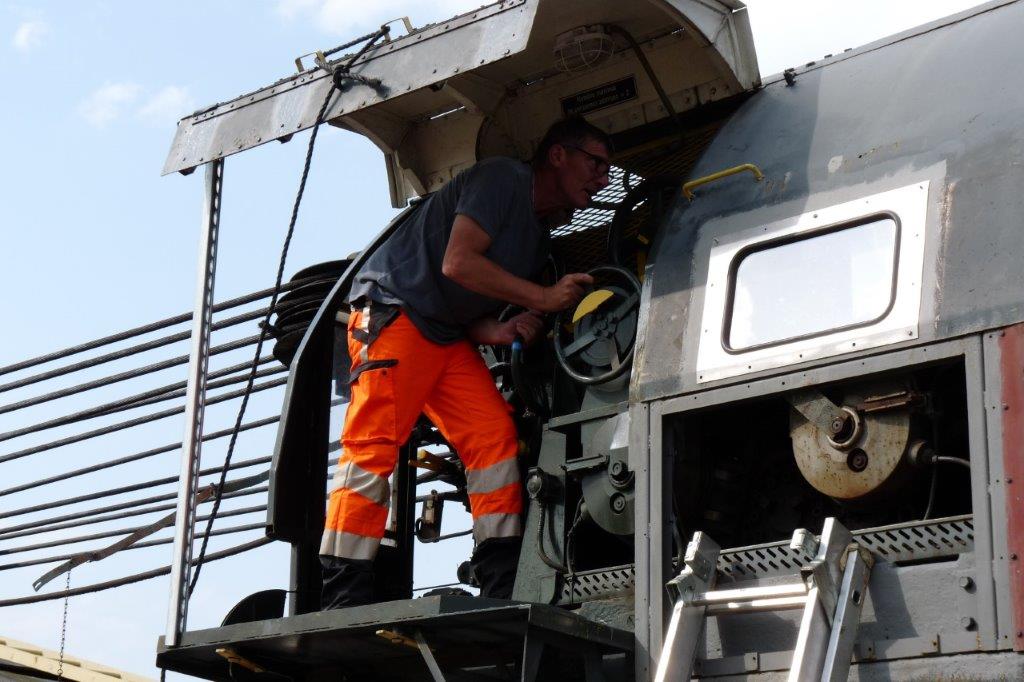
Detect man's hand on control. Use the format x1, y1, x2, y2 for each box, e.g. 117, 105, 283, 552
537, 273, 594, 313
468, 311, 545, 346
509, 310, 544, 346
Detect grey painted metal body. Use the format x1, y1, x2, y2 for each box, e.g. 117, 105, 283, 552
633, 0, 1024, 402
165, 159, 222, 646
631, 4, 1024, 673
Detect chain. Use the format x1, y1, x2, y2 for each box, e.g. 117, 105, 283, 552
56, 569, 71, 681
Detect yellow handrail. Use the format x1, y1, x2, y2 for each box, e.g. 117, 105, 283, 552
682, 163, 764, 200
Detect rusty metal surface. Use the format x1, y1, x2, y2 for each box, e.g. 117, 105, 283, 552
998, 323, 1024, 651
790, 381, 913, 502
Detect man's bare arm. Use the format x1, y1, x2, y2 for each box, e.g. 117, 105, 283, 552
441, 214, 592, 313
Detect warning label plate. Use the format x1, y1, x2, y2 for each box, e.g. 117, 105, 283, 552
561, 77, 638, 116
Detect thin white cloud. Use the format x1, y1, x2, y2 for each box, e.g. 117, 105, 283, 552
12, 20, 49, 52
276, 0, 478, 36
138, 85, 195, 125
77, 82, 142, 128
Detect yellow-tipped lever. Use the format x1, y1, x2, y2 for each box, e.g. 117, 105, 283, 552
572, 289, 615, 324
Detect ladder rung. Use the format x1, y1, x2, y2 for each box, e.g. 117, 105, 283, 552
691, 582, 808, 606
705, 595, 808, 615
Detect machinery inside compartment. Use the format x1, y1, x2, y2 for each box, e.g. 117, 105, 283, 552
667, 360, 973, 555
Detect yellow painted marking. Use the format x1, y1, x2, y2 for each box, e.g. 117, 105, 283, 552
572, 289, 615, 324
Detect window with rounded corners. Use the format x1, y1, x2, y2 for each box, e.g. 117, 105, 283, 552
724, 215, 900, 352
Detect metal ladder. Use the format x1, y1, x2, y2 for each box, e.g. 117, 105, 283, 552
654, 518, 873, 682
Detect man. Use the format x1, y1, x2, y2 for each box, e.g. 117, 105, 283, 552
320, 116, 612, 608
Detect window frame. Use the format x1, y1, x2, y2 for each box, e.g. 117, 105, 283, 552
722, 212, 902, 353
694, 182, 930, 383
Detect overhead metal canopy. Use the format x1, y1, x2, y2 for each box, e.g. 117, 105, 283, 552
163, 0, 759, 206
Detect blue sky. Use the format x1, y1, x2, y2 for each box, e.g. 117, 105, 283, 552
0, 0, 989, 676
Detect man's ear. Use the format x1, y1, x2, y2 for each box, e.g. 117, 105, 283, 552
548, 143, 567, 168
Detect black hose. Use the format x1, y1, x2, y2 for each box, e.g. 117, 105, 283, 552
535, 500, 567, 573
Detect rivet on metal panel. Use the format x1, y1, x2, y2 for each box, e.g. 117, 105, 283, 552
480, 59, 485, 64
257, 137, 262, 142
504, 49, 510, 55
454, 67, 460, 73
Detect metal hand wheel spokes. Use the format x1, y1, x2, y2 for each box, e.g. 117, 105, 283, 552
554, 265, 642, 385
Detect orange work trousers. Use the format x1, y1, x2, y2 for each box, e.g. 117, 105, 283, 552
320, 304, 522, 561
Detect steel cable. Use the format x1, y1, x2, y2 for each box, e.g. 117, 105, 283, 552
0, 366, 285, 444
0, 375, 286, 466
0, 414, 280, 499
0, 506, 268, 557
0, 486, 268, 534
0, 276, 326, 382
0, 521, 266, 573
0, 536, 272, 607
0, 461, 270, 522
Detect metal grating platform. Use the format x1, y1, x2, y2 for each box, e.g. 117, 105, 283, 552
555, 515, 973, 604
560, 565, 634, 604
718, 515, 974, 581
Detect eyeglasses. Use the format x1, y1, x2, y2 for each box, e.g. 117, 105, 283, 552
563, 144, 611, 177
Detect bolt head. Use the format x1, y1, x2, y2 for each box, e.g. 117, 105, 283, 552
959, 576, 975, 590
961, 616, 977, 630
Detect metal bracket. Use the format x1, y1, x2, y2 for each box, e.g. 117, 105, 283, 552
799, 517, 854, 626
786, 388, 849, 436
655, 532, 721, 682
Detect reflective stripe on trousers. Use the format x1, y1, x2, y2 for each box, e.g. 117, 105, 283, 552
320, 307, 522, 561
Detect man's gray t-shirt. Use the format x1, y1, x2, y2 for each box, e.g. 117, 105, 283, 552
348, 157, 550, 344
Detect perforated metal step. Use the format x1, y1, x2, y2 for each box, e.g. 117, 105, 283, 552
556, 515, 972, 603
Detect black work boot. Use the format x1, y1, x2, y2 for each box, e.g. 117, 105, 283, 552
320, 555, 375, 610
470, 537, 522, 599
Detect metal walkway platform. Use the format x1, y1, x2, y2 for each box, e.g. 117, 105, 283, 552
156, 596, 633, 681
